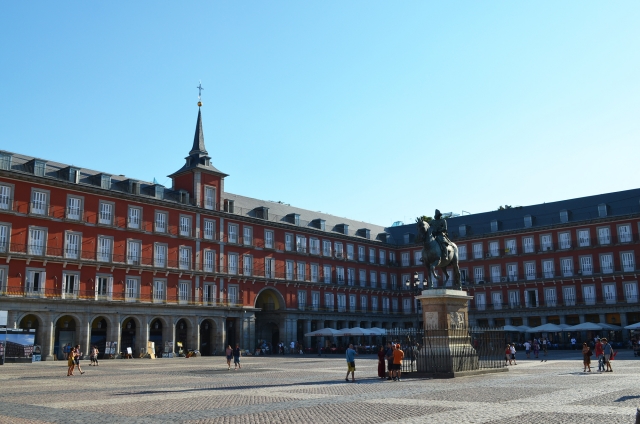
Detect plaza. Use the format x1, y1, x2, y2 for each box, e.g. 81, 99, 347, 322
0, 351, 638, 423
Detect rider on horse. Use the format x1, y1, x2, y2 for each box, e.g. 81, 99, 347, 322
431, 209, 452, 261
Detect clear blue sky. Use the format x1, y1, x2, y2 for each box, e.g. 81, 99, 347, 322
1, 2, 639, 226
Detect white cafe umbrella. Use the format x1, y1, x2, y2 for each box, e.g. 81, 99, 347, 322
624, 322, 640, 330
304, 328, 343, 337
517, 325, 532, 332
527, 323, 566, 333
564, 322, 604, 331
368, 327, 387, 335
339, 327, 375, 336
598, 323, 622, 331
503, 325, 525, 332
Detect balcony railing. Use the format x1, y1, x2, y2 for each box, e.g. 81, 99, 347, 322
472, 294, 638, 312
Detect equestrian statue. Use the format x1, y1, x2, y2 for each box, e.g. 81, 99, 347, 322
415, 209, 462, 290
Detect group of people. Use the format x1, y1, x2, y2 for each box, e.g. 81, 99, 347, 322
582, 338, 615, 372
522, 339, 550, 359
224, 344, 242, 370
375, 342, 405, 382
66, 345, 85, 376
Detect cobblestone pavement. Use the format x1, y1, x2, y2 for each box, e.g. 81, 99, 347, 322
0, 350, 639, 423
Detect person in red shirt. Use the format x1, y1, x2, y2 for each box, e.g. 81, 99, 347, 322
392, 344, 404, 381
595, 340, 604, 372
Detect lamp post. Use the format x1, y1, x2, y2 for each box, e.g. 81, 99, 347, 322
405, 272, 425, 372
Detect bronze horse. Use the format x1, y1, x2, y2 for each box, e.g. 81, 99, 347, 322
415, 218, 462, 290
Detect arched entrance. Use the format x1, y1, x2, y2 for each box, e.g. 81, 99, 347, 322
149, 319, 163, 356
19, 314, 41, 347
254, 288, 285, 350
90, 317, 108, 359
54, 315, 78, 360
121, 318, 136, 356
175, 319, 188, 354
199, 319, 217, 356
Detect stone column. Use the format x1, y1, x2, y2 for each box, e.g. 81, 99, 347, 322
42, 312, 55, 361
559, 315, 566, 325
216, 318, 226, 355
79, 314, 91, 359
304, 319, 312, 351
316, 320, 325, 348
598, 313, 606, 325
171, 320, 177, 355
241, 315, 250, 350
114, 317, 122, 358
192, 316, 200, 354
140, 316, 150, 357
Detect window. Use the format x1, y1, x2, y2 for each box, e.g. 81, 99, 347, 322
335, 242, 344, 258
598, 227, 611, 245
95, 275, 112, 300
0, 153, 12, 170
392, 298, 399, 313
125, 278, 138, 302
62, 273, 78, 299
298, 290, 307, 310
579, 256, 593, 276
371, 296, 378, 312
227, 285, 239, 305
543, 260, 554, 278
155, 211, 167, 233
559, 232, 571, 249
64, 232, 80, 259
563, 286, 576, 306
358, 246, 365, 261
311, 292, 320, 311
618, 224, 632, 243
489, 241, 499, 257
127, 240, 141, 265
544, 288, 557, 307
0, 185, 11, 212
621, 252, 635, 272
179, 247, 191, 270
361, 295, 368, 312
347, 244, 354, 260
369, 248, 375, 263
309, 238, 319, 255
524, 215, 532, 228
285, 234, 293, 251
322, 240, 331, 256
97, 236, 112, 262
0, 223, 9, 253
508, 291, 519, 308
458, 245, 467, 260
458, 225, 467, 237
153, 243, 167, 268
349, 294, 357, 312
603, 284, 616, 304
540, 235, 552, 251
560, 210, 569, 223
473, 267, 484, 283
490, 220, 498, 232
179, 282, 190, 303
323, 265, 331, 283
25, 269, 45, 295
370, 271, 377, 288
242, 255, 253, 277
475, 293, 486, 311
379, 250, 386, 265
203, 250, 215, 272
33, 160, 46, 176
228, 253, 238, 275
598, 203, 607, 217
505, 239, 516, 255
203, 284, 216, 305
228, 224, 238, 244
204, 186, 216, 210
100, 174, 111, 189
490, 265, 501, 283
265, 257, 275, 279
31, 190, 48, 215
380, 273, 387, 289
28, 227, 45, 256
285, 260, 294, 280
347, 268, 355, 286
203, 219, 215, 240
524, 289, 538, 307
414, 250, 422, 265
577, 230, 589, 247
523, 237, 534, 254
492, 292, 502, 310
561, 258, 573, 277
264, 230, 274, 249
390, 274, 397, 290
243, 226, 253, 246
382, 297, 390, 314
296, 262, 305, 280
153, 280, 165, 302
296, 235, 306, 253
98, 201, 113, 225
336, 267, 344, 284
624, 282, 638, 303
66, 196, 82, 220
128, 206, 141, 229
473, 243, 483, 259
310, 263, 319, 282
359, 269, 366, 287
401, 252, 410, 266
583, 285, 596, 305
524, 262, 536, 280
600, 254, 613, 274
324, 293, 334, 310
180, 216, 191, 237
460, 269, 468, 284
389, 251, 396, 264
333, 293, 344, 312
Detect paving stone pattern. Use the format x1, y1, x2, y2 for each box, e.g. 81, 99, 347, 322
0, 351, 638, 423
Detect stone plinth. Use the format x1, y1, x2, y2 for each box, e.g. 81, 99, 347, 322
416, 289, 472, 329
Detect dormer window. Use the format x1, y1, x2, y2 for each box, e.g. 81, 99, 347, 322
180, 190, 190, 205
100, 174, 111, 190
33, 160, 46, 177
490, 220, 499, 232
224, 199, 234, 213
459, 225, 467, 237
154, 185, 164, 200
254, 207, 269, 220
318, 219, 326, 231
0, 153, 12, 171
293, 214, 300, 226
130, 181, 140, 195
598, 204, 607, 218
560, 210, 569, 223
524, 215, 533, 228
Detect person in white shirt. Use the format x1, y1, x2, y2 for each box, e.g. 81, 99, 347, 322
524, 341, 531, 359
510, 344, 517, 365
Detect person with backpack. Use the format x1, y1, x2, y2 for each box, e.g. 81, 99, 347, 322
602, 338, 614, 372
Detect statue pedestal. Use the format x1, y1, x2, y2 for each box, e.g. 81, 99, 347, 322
411, 289, 507, 378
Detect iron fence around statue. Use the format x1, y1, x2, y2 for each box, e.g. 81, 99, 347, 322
385, 327, 506, 375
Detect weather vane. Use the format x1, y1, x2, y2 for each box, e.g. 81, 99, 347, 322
197, 80, 204, 107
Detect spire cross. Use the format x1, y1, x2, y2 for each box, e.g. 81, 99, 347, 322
197, 81, 204, 100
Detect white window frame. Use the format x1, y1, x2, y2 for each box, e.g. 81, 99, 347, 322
522, 236, 534, 254
128, 206, 142, 230
623, 282, 638, 303
542, 260, 554, 278
204, 186, 216, 210
475, 293, 486, 311
153, 279, 166, 303
178, 281, 190, 304
577, 229, 589, 247
285, 233, 293, 251
296, 235, 307, 253
203, 249, 216, 273
265, 257, 275, 279
505, 239, 516, 255
458, 245, 467, 260
544, 287, 557, 307
563, 286, 576, 306
358, 246, 365, 262
603, 283, 616, 304
0, 223, 10, 253
559, 232, 571, 249
489, 241, 499, 257
228, 223, 239, 244
617, 224, 632, 243
599, 253, 613, 274
127, 239, 141, 266
64, 231, 81, 260
473, 243, 483, 259
582, 284, 596, 305
243, 255, 253, 276
228, 253, 239, 275
310, 263, 318, 282
524, 262, 536, 280
62, 272, 79, 299
286, 260, 294, 280
264, 230, 274, 249
97, 236, 112, 263
203, 283, 217, 305
203, 219, 215, 240
597, 227, 611, 245
322, 240, 331, 257
179, 215, 192, 237
98, 201, 114, 226
621, 252, 635, 272
125, 277, 138, 302
401, 252, 410, 266
379, 250, 386, 265
154, 243, 167, 268
298, 290, 307, 310
31, 189, 48, 216
155, 211, 168, 233
0, 184, 12, 211
579, 256, 593, 276
28, 226, 47, 256
309, 238, 320, 255
323, 265, 331, 284
25, 268, 46, 296
95, 274, 113, 301
243, 226, 253, 246
66, 195, 83, 221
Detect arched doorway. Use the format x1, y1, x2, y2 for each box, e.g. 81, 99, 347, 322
175, 319, 188, 354
90, 317, 108, 359
54, 315, 78, 360
121, 318, 136, 356
19, 314, 41, 347
149, 319, 163, 356
199, 319, 216, 356
254, 288, 285, 351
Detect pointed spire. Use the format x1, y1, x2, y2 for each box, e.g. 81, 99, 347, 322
189, 108, 208, 156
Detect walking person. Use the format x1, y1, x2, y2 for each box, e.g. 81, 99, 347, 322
225, 345, 233, 370
67, 346, 76, 376
510, 344, 518, 365
505, 345, 512, 365
377, 345, 386, 379
542, 338, 548, 356
582, 342, 592, 372
345, 343, 357, 382
602, 338, 614, 372
524, 340, 531, 359
385, 342, 394, 380
533, 339, 540, 359
90, 345, 99, 366
595, 338, 605, 372
233, 344, 242, 370
74, 345, 85, 375
392, 343, 404, 381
